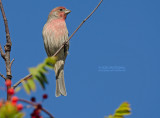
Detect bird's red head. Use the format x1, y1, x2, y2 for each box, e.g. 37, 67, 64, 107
49, 7, 71, 20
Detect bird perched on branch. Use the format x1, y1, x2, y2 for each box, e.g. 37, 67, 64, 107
42, 7, 71, 97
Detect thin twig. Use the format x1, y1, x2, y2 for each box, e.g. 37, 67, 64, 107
12, 74, 32, 89
19, 98, 54, 118
10, 58, 14, 66
53, 0, 103, 56
0, 0, 11, 44
13, 0, 103, 89
0, 73, 6, 80
0, 0, 13, 100
0, 44, 5, 60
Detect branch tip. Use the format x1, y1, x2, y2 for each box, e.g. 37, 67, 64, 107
13, 74, 32, 89
10, 58, 15, 66
0, 44, 6, 59
0, 73, 6, 80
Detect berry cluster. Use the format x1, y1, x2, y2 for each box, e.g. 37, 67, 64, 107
30, 94, 48, 118
30, 104, 43, 118
4, 79, 24, 111
5, 79, 15, 95
3, 79, 50, 118
11, 96, 23, 111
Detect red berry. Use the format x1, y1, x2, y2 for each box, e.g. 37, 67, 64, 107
11, 96, 18, 103
5, 79, 12, 87
31, 113, 33, 116
43, 94, 48, 99
0, 101, 3, 107
31, 97, 36, 102
17, 104, 23, 111
33, 109, 40, 115
37, 104, 42, 109
12, 102, 16, 106
7, 88, 14, 95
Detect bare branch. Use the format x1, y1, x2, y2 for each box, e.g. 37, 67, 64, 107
19, 98, 54, 118
13, 0, 103, 88
0, 0, 11, 44
0, 73, 6, 80
0, 0, 13, 100
12, 74, 32, 89
0, 0, 12, 78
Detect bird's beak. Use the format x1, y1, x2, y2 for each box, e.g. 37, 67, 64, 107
65, 9, 71, 14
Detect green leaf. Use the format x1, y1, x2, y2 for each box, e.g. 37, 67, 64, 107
27, 57, 56, 92
45, 57, 56, 65
105, 102, 131, 118
22, 81, 31, 94
36, 75, 45, 89
108, 115, 114, 118
37, 64, 47, 73
15, 87, 21, 93
39, 71, 48, 84
113, 116, 124, 118
29, 68, 37, 77
45, 63, 54, 69
27, 79, 36, 91
114, 102, 131, 116
0, 102, 24, 118
15, 112, 25, 118
0, 106, 5, 118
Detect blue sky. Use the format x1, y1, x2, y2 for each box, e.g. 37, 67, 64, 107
0, 0, 160, 118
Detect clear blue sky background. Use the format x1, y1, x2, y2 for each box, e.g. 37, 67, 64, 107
0, 0, 160, 118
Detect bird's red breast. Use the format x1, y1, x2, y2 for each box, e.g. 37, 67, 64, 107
45, 19, 68, 40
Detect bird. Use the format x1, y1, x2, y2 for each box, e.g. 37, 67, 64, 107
42, 7, 71, 97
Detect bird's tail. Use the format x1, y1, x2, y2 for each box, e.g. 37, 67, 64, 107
54, 60, 67, 97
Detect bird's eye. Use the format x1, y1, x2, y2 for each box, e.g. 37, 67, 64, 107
59, 9, 63, 11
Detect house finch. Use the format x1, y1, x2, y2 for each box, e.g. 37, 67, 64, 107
42, 7, 71, 97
